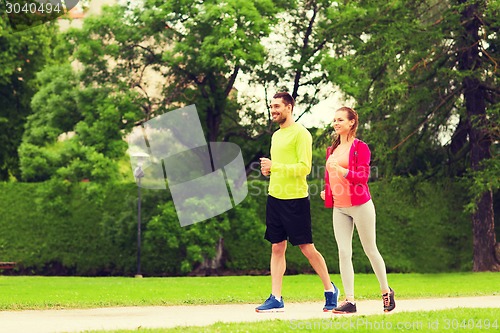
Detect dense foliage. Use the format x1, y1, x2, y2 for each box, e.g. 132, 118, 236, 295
1, 0, 498, 274
0, 179, 473, 275
0, 17, 59, 180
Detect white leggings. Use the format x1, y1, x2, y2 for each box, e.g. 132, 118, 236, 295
333, 200, 389, 299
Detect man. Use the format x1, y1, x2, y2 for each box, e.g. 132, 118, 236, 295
256, 92, 338, 312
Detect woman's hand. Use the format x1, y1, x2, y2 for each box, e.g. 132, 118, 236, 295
327, 157, 348, 177
320, 190, 325, 201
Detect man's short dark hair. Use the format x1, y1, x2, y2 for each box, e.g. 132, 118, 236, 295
273, 92, 295, 110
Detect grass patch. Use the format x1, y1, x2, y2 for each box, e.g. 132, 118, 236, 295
87, 308, 500, 332
0, 272, 498, 310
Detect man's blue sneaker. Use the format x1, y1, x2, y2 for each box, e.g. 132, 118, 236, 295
323, 282, 339, 311
255, 294, 285, 313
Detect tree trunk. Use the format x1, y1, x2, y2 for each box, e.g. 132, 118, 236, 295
458, 1, 499, 271
189, 237, 225, 276
472, 191, 498, 271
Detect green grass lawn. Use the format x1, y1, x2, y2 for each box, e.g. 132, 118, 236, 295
87, 308, 500, 333
1, 272, 499, 311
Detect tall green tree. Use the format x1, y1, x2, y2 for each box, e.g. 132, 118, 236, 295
61, 1, 281, 171
240, 0, 344, 174
252, 0, 336, 119
21, 0, 283, 273
22, 0, 281, 181
322, 0, 499, 271
148, 0, 283, 170
457, 0, 499, 271
0, 17, 58, 180
19, 63, 140, 183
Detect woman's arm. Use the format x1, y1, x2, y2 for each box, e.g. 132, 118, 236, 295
345, 141, 371, 183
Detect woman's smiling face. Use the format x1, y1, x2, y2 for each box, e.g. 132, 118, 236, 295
333, 110, 355, 136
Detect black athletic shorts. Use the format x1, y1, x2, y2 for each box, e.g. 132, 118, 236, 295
264, 195, 313, 246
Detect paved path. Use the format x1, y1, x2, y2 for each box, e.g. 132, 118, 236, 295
0, 296, 499, 333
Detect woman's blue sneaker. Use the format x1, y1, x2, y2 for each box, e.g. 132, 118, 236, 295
255, 294, 285, 312
323, 282, 339, 311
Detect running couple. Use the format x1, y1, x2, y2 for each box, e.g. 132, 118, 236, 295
256, 92, 396, 314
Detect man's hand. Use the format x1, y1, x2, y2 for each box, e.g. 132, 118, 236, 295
260, 157, 272, 176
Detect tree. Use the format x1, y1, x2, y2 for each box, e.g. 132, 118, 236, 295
251, 0, 336, 118
234, 0, 345, 176
19, 63, 141, 183
0, 16, 59, 180
457, 0, 499, 271
21, 0, 283, 273
322, 0, 499, 271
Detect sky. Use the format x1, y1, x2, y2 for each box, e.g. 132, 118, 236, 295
72, 0, 350, 129
233, 75, 350, 129
296, 95, 347, 128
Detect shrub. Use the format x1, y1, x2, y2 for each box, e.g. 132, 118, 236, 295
0, 177, 472, 275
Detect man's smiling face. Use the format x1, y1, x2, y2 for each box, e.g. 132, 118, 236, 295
270, 97, 292, 125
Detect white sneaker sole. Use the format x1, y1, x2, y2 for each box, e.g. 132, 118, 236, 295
255, 308, 285, 313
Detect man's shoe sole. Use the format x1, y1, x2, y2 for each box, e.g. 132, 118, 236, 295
255, 308, 285, 313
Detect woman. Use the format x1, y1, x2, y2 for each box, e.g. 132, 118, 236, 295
320, 106, 396, 314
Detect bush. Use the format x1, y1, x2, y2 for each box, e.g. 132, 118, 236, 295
0, 181, 165, 275
0, 177, 473, 276
371, 177, 472, 272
